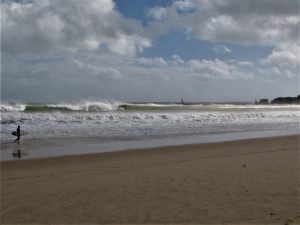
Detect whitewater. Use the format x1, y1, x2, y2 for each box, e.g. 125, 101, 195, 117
0, 101, 300, 160
1, 100, 299, 160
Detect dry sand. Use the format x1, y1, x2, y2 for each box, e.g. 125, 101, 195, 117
1, 135, 300, 224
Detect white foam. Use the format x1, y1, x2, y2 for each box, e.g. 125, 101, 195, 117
48, 100, 121, 111
0, 100, 123, 112
0, 103, 26, 112
1, 107, 300, 142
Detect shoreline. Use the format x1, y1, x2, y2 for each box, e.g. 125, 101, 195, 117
1, 128, 299, 161
1, 135, 299, 224
1, 133, 299, 163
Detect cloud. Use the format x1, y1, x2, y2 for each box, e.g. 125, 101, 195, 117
1, 0, 151, 56
148, 0, 195, 21
2, 0, 299, 102
148, 0, 299, 46
148, 7, 168, 21
206, 0, 299, 16
171, 55, 185, 65
3, 50, 251, 85
262, 43, 300, 78
146, 0, 299, 80
213, 44, 232, 54
173, 0, 195, 13
264, 44, 300, 70
3, 47, 298, 102
135, 57, 168, 67
189, 59, 247, 79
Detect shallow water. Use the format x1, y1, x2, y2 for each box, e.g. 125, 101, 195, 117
1, 129, 299, 161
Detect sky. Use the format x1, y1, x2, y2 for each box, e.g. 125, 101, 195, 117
1, 0, 299, 103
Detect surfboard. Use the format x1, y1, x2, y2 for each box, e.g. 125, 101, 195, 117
11, 131, 28, 136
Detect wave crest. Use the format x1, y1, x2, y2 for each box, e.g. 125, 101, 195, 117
1, 103, 26, 112
1, 101, 300, 113
1, 100, 122, 112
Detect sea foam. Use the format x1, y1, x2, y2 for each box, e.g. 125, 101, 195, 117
1, 101, 299, 142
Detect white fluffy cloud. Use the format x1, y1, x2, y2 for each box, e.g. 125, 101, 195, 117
148, 0, 299, 46
262, 43, 300, 78
264, 44, 300, 70
1, 0, 151, 56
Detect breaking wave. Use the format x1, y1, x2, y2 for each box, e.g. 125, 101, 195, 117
1, 100, 299, 142
1, 101, 300, 113
1, 101, 121, 112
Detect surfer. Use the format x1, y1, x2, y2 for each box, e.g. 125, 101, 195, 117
14, 125, 21, 143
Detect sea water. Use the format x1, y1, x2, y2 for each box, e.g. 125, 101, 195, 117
1, 101, 299, 160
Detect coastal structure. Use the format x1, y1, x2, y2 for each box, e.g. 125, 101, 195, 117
257, 99, 269, 104
255, 95, 300, 104
271, 95, 300, 104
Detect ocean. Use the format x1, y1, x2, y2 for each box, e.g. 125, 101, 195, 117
1, 100, 299, 160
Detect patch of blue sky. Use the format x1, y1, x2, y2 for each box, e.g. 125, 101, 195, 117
140, 32, 273, 62
114, 0, 175, 25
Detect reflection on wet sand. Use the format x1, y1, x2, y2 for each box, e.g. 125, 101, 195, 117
12, 149, 28, 159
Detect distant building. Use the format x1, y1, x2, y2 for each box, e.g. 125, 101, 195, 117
258, 99, 268, 104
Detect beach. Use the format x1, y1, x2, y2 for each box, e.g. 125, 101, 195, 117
2, 0, 299, 224
1, 135, 299, 224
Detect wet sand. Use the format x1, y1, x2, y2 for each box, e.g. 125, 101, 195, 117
1, 135, 300, 224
